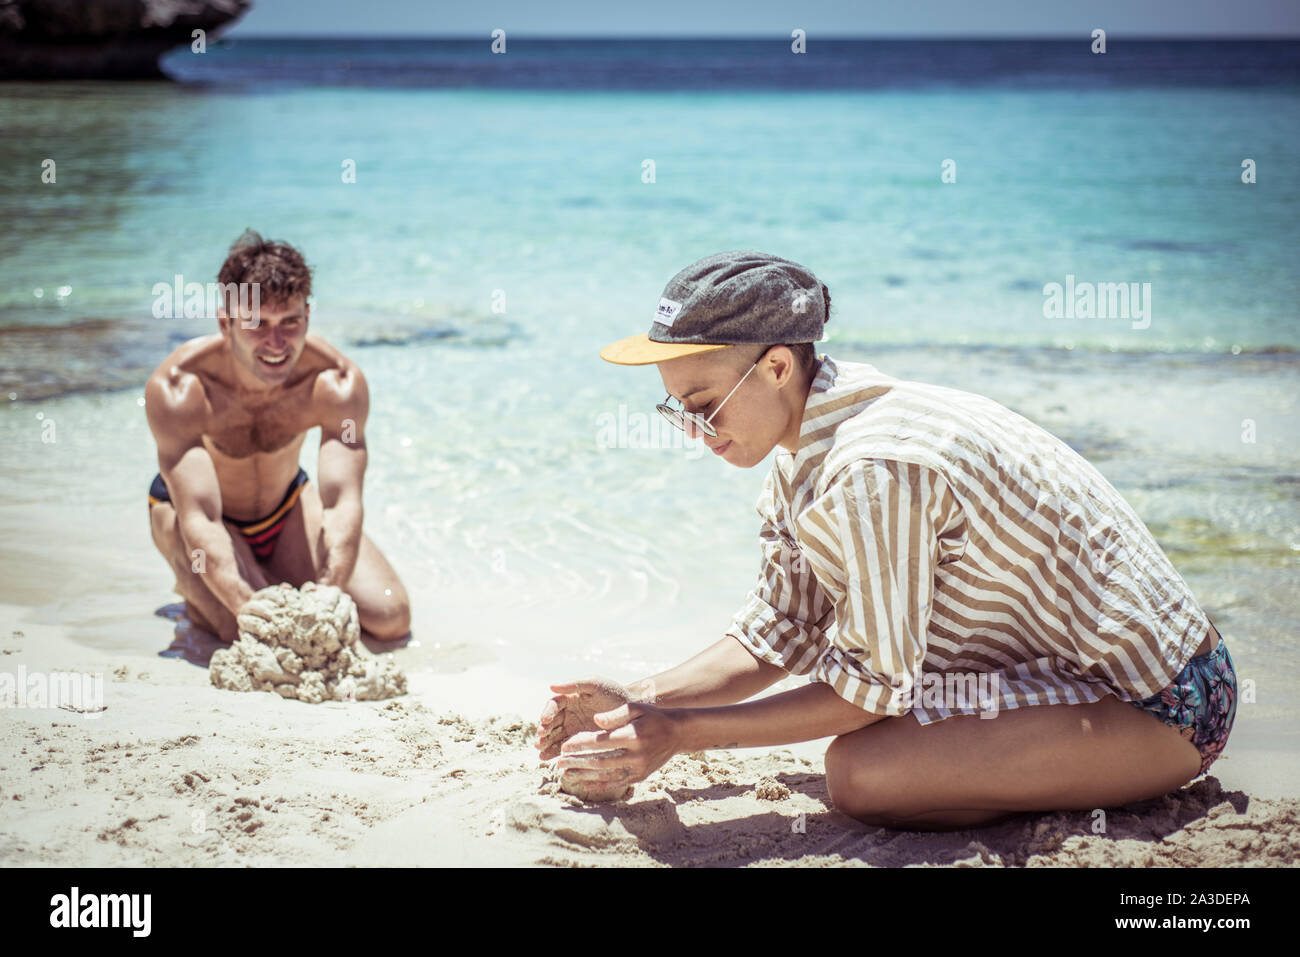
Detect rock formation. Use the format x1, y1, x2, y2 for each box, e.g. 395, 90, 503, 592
0, 0, 249, 79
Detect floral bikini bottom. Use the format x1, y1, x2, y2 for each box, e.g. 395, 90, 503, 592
1126, 626, 1237, 778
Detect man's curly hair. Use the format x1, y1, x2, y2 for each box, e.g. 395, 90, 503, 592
217, 228, 313, 310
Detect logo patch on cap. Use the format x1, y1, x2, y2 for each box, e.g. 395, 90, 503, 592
655, 297, 684, 327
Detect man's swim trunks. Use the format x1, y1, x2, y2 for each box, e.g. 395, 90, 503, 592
148, 467, 309, 562
1126, 623, 1237, 778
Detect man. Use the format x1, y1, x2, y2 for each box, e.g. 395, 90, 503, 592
145, 229, 410, 643
536, 250, 1236, 827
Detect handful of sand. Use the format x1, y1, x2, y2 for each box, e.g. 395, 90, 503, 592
209, 582, 407, 703
559, 768, 633, 803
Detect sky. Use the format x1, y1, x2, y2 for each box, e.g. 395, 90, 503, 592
226, 0, 1300, 38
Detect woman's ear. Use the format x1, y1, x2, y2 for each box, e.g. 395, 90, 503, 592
770, 345, 795, 389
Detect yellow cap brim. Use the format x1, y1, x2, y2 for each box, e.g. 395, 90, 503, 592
599, 333, 733, 365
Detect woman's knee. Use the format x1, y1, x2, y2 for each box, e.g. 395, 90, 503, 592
824, 734, 898, 822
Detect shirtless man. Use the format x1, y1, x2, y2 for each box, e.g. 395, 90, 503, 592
144, 230, 410, 642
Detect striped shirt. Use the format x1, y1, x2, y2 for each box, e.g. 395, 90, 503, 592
725, 353, 1212, 724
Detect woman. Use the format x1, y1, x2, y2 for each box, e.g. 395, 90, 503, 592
536, 250, 1236, 829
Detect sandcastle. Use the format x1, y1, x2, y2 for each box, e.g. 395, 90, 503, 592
209, 582, 407, 703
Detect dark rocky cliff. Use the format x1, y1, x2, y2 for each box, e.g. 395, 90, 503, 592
0, 0, 249, 79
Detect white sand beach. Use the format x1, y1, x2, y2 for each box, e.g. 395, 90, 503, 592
3, 602, 1298, 868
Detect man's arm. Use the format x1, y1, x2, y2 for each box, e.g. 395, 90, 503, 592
625, 635, 789, 708
313, 363, 368, 588
145, 371, 265, 616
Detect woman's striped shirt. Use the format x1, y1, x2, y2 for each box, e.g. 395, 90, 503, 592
725, 353, 1212, 724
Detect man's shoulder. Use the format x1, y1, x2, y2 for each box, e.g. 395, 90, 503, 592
149, 332, 221, 373
303, 333, 361, 381
303, 334, 367, 413
144, 335, 221, 424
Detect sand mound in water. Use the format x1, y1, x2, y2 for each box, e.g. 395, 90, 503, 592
209, 582, 406, 703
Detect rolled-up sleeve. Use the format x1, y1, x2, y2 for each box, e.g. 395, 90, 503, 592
725, 467, 835, 675
798, 458, 955, 716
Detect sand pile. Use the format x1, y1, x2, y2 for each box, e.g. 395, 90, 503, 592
209, 582, 406, 703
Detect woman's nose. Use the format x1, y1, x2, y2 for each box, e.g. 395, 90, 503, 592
682, 418, 710, 439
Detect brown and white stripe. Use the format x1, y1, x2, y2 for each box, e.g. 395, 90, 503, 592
725, 353, 1211, 723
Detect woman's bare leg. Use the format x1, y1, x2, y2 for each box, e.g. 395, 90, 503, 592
823, 693, 1203, 831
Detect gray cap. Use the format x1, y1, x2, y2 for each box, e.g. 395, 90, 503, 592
600, 250, 828, 365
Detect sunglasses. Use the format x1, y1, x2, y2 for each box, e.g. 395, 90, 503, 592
656, 357, 761, 439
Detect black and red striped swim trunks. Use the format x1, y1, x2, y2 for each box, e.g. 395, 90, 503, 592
148, 468, 309, 561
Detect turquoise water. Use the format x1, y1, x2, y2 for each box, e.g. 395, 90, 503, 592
1, 84, 1297, 360
0, 44, 1297, 709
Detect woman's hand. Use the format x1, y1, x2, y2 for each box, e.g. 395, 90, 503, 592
553, 701, 684, 789
535, 676, 635, 761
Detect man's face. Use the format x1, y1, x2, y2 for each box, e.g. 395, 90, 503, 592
657, 345, 794, 468
219, 295, 309, 385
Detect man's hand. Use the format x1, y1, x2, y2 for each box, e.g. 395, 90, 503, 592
554, 702, 684, 789
535, 676, 635, 761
